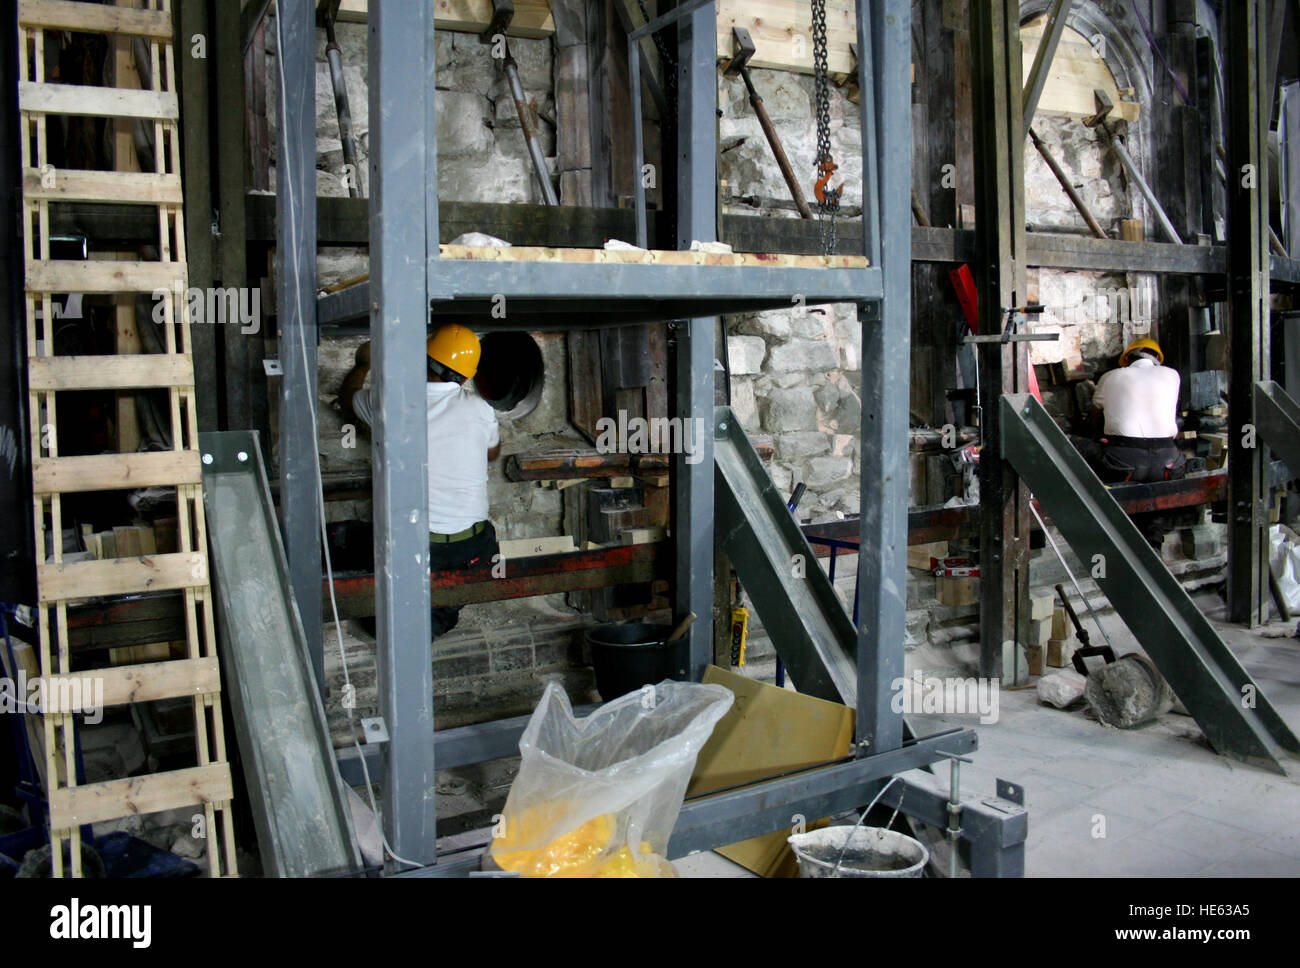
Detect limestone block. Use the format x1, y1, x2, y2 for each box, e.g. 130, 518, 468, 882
775, 432, 831, 460
728, 335, 767, 375
767, 339, 838, 374
761, 388, 819, 432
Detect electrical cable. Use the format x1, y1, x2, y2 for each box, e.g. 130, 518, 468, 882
274, 12, 422, 871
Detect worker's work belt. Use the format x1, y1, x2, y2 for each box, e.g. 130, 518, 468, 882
1102, 435, 1177, 449
429, 520, 488, 543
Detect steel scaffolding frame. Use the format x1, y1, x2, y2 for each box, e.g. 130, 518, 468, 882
272, 0, 1024, 876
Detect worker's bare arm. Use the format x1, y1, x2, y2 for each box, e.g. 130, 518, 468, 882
487, 443, 501, 462
338, 341, 371, 425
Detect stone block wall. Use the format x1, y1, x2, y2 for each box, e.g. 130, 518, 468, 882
718, 68, 865, 522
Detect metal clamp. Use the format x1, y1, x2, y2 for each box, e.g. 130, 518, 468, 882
361, 717, 390, 744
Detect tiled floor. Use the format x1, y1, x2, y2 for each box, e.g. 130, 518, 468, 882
681, 594, 1300, 878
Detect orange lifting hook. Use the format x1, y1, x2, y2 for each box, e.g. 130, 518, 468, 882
813, 156, 842, 207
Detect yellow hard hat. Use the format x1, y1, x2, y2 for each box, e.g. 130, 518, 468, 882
1120, 337, 1163, 366
426, 324, 481, 379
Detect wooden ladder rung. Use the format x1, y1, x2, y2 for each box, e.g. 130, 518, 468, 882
48, 764, 233, 830
29, 354, 194, 391
22, 167, 183, 205
38, 658, 221, 712
39, 552, 208, 603
18, 0, 174, 40
33, 450, 202, 495
19, 81, 179, 122
26, 259, 183, 294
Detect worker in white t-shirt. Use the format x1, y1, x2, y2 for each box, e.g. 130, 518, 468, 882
1083, 338, 1185, 484
339, 323, 501, 638
1071, 338, 1186, 549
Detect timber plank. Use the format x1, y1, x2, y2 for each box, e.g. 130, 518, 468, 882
39, 658, 220, 712
438, 243, 870, 269
19, 81, 179, 121
23, 167, 183, 204
48, 764, 233, 829
18, 0, 173, 39
715, 0, 857, 76
334, 0, 555, 37
26, 259, 184, 293
33, 451, 202, 495
38, 552, 208, 602
28, 354, 194, 390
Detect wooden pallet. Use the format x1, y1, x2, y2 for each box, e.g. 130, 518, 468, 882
17, 0, 238, 877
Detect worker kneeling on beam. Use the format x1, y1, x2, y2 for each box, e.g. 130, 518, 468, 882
340, 323, 501, 639
1073, 337, 1186, 547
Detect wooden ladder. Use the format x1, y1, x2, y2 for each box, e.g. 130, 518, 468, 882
17, 0, 238, 877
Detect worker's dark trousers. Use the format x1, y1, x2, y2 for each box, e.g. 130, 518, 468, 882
1070, 436, 1187, 548
428, 522, 498, 639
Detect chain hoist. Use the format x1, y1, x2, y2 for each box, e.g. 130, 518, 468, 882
811, 0, 840, 255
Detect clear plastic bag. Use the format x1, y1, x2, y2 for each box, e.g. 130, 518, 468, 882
489, 679, 733, 877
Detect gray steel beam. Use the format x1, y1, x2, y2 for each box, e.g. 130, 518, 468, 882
854, 0, 910, 755
201, 431, 361, 878
393, 727, 1005, 877
877, 768, 1027, 877
971, 0, 1031, 680
320, 264, 879, 321
1226, 0, 1272, 627
370, 0, 438, 867
714, 409, 859, 704
274, 0, 323, 688
1253, 381, 1300, 477
1022, 0, 1072, 139
336, 704, 602, 783
1000, 393, 1300, 773
673, 1, 716, 681
667, 728, 978, 859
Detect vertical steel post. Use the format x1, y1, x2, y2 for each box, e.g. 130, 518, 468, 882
854, 0, 910, 754
673, 2, 716, 680
275, 0, 323, 688
971, 0, 1030, 679
370, 0, 438, 866
1226, 0, 1270, 626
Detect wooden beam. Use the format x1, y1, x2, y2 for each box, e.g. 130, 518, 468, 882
21, 168, 182, 204
32, 451, 202, 494
48, 764, 232, 829
26, 259, 183, 294
19, 81, 179, 121
18, 0, 173, 38
28, 354, 194, 390
38, 552, 208, 602
333, 0, 555, 37
715, 0, 857, 75
40, 658, 221, 711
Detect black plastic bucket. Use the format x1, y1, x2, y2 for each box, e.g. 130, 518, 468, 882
586, 622, 688, 701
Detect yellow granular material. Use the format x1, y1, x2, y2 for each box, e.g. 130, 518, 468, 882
492, 810, 666, 877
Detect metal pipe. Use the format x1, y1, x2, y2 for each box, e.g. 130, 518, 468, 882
946, 756, 962, 878
739, 67, 813, 220
502, 47, 559, 207
1029, 501, 1115, 651
325, 18, 361, 199
1098, 125, 1183, 244
1029, 127, 1108, 239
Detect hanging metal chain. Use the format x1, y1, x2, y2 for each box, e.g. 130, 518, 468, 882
637, 0, 677, 113
811, 0, 840, 255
